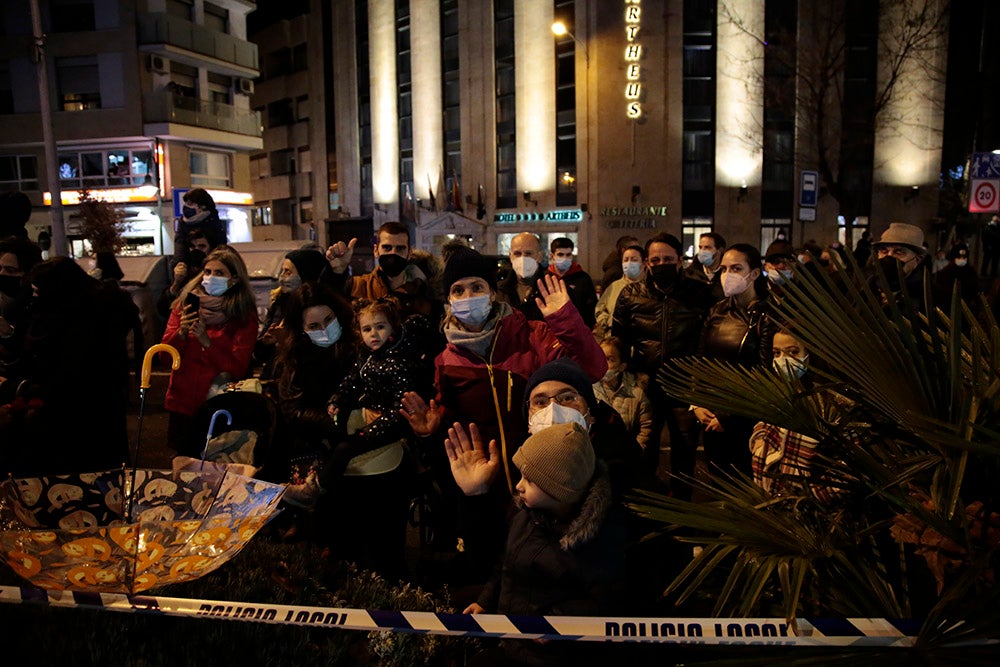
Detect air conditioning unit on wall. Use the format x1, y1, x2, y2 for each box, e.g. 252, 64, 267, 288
145, 54, 168, 75
235, 78, 255, 95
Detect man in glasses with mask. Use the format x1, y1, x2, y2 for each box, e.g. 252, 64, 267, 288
611, 232, 715, 494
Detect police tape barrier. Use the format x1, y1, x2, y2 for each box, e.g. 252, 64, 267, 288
0, 584, 930, 647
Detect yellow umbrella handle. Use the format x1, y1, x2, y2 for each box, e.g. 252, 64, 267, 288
141, 343, 180, 389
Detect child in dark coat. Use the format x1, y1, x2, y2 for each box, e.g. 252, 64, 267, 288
462, 422, 627, 667
283, 297, 433, 507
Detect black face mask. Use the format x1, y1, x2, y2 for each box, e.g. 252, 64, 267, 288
649, 263, 679, 289
877, 255, 905, 292
0, 274, 21, 299
187, 249, 207, 272
378, 253, 408, 278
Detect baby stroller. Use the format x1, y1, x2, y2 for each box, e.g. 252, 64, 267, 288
186, 389, 279, 477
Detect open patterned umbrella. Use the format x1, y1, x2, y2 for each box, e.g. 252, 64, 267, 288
0, 464, 283, 593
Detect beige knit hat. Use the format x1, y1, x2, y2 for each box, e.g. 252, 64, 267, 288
513, 423, 595, 504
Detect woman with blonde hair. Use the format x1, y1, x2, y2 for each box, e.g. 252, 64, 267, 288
161, 245, 258, 453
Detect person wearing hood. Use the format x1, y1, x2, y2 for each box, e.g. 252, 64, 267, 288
611, 232, 715, 488
323, 221, 438, 321
495, 231, 547, 321
399, 247, 607, 582
455, 422, 627, 667
547, 237, 598, 329
255, 246, 329, 369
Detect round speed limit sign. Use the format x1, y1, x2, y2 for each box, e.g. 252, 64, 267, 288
974, 180, 997, 210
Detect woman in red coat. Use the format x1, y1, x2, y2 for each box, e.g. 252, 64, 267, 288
161, 245, 258, 454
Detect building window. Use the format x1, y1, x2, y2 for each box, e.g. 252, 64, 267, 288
681, 0, 716, 217
203, 2, 229, 33
291, 43, 308, 72
441, 0, 461, 197
190, 149, 232, 188
0, 155, 39, 191
56, 148, 154, 189
494, 0, 516, 209
267, 98, 294, 128
166, 0, 193, 21
397, 1, 414, 215
50, 0, 96, 33
681, 218, 714, 259
760, 218, 792, 253
762, 0, 796, 219
554, 0, 577, 207
56, 56, 101, 110
249, 154, 269, 180
252, 205, 272, 226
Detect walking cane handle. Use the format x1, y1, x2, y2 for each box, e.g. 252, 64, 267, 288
142, 344, 180, 389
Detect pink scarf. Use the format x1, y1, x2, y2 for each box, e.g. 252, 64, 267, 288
198, 293, 228, 327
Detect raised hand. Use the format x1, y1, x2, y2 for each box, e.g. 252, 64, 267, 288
325, 237, 358, 274
535, 273, 571, 317
400, 391, 443, 436
444, 422, 500, 496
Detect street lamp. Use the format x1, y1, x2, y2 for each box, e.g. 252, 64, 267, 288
551, 21, 589, 65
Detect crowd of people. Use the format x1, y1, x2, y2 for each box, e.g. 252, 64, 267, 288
3, 190, 998, 664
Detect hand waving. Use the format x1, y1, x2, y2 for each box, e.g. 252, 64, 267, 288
444, 422, 500, 496
325, 237, 357, 274
535, 274, 571, 317
400, 391, 443, 436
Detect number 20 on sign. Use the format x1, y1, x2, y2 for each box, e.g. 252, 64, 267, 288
970, 179, 1000, 213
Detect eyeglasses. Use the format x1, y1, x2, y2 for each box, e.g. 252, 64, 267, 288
528, 390, 582, 410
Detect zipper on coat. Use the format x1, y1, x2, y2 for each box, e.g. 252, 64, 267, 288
483, 325, 514, 494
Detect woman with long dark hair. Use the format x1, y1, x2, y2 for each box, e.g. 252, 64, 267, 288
161, 245, 258, 453
691, 243, 769, 480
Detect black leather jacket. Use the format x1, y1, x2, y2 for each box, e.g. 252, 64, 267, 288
611, 273, 715, 373
698, 296, 766, 367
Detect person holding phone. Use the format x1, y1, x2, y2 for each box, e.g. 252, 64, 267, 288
161, 245, 258, 453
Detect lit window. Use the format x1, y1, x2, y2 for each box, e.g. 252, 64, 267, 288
190, 150, 232, 188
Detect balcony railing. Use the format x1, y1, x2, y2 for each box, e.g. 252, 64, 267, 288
138, 12, 258, 71
143, 91, 262, 137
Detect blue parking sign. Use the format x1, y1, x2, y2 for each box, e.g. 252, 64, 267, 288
800, 171, 819, 208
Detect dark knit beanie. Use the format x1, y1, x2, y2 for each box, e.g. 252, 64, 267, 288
524, 358, 598, 415
764, 240, 795, 262
285, 249, 328, 283
513, 422, 595, 504
442, 246, 497, 293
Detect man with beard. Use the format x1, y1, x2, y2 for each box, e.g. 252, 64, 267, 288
495, 232, 547, 321
325, 221, 438, 321
611, 232, 715, 493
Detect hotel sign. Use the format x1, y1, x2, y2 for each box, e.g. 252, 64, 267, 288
625, 0, 643, 119
494, 209, 584, 224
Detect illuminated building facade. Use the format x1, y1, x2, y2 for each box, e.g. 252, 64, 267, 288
325, 0, 949, 270
0, 0, 261, 255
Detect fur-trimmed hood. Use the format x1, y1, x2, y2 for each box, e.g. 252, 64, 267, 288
516, 460, 614, 551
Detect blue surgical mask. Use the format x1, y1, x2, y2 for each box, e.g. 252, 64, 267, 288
773, 355, 809, 381
766, 269, 793, 286
202, 275, 231, 296
450, 294, 493, 327
182, 206, 199, 219
554, 257, 573, 273
306, 318, 342, 347
622, 260, 642, 280
697, 249, 716, 266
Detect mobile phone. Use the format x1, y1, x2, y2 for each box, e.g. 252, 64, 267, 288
184, 292, 200, 313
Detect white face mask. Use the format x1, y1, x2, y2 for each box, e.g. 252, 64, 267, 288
721, 272, 750, 297
622, 260, 643, 280
955, 258, 968, 267
450, 294, 493, 327
527, 402, 589, 435
306, 318, 342, 348
511, 256, 538, 280
697, 249, 716, 266
202, 275, 231, 296
773, 354, 809, 381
